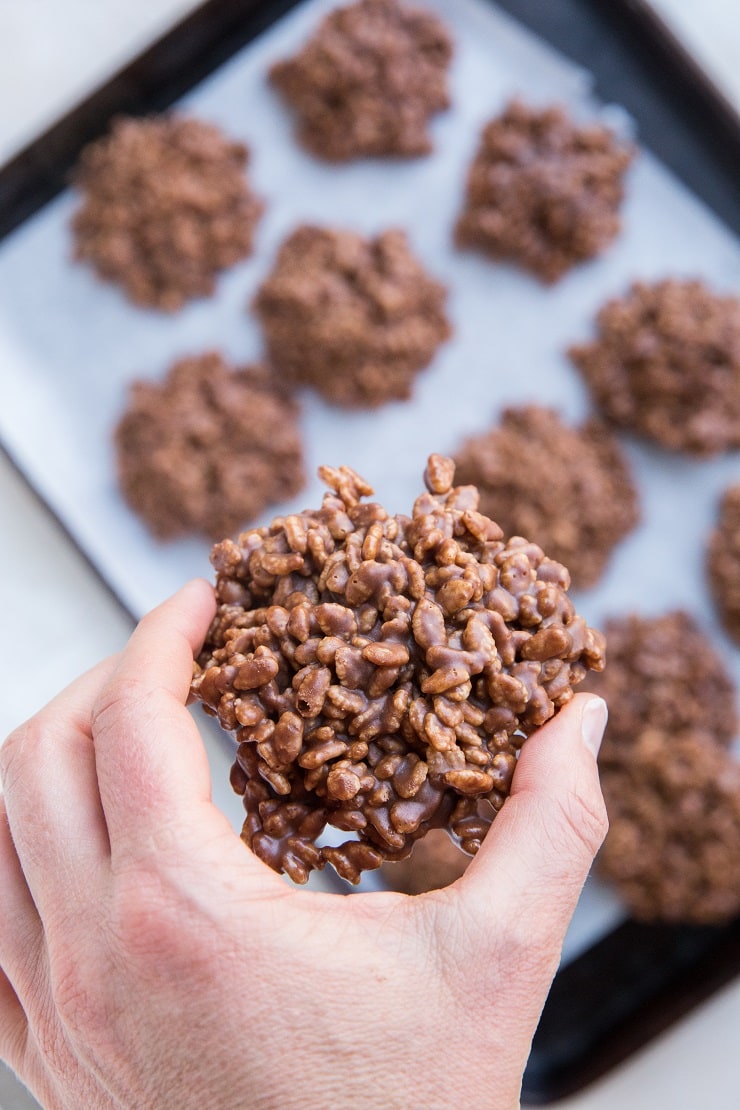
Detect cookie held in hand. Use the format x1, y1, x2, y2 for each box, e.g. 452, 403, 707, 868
191, 455, 605, 883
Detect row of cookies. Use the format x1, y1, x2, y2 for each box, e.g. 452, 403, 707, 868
71, 0, 635, 310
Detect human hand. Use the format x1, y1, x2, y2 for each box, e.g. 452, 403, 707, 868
0, 580, 607, 1110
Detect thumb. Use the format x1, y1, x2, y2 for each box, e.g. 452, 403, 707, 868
456, 693, 608, 949
90, 578, 219, 859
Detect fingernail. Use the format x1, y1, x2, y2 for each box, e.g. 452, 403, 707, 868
581, 697, 608, 758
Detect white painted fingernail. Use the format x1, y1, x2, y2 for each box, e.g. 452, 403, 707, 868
581, 697, 608, 758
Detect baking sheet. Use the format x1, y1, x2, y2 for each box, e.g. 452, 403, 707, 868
0, 0, 739, 965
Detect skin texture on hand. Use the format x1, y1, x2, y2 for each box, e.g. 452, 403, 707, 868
0, 580, 608, 1110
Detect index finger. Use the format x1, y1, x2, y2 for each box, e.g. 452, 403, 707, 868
90, 578, 218, 858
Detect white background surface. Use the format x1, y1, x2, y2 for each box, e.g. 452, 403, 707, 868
1, 2, 739, 1108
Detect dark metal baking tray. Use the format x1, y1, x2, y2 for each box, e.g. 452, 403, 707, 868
1, 1, 739, 1104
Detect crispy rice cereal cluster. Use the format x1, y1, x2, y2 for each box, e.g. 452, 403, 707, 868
455, 100, 633, 282
599, 730, 740, 924
586, 611, 736, 752
453, 405, 639, 590
585, 611, 740, 923
191, 455, 605, 884
269, 0, 452, 160
569, 280, 740, 456
115, 352, 304, 540
708, 483, 740, 643
72, 115, 263, 310
253, 225, 451, 408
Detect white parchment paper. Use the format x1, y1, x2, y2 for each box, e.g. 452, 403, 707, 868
0, 0, 738, 959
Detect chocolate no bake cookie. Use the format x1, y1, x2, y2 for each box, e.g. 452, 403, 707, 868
269, 0, 452, 161
453, 406, 639, 590
72, 114, 263, 310
585, 611, 737, 754
253, 225, 451, 407
191, 454, 605, 884
115, 352, 304, 540
569, 280, 740, 456
708, 483, 740, 644
589, 611, 740, 924
598, 728, 740, 924
455, 100, 633, 282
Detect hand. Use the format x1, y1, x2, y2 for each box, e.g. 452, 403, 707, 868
0, 580, 607, 1110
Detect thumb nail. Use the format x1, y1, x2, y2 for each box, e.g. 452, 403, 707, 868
581, 697, 608, 758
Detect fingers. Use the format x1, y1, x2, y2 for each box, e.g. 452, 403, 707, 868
0, 966, 29, 1081
0, 795, 45, 1002
450, 694, 608, 955
90, 579, 219, 862
0, 793, 49, 1094
0, 659, 118, 928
